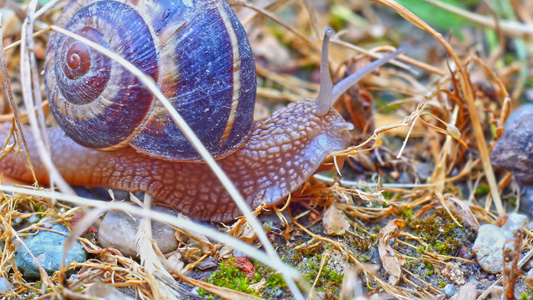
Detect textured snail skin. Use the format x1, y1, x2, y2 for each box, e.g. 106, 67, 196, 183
0, 100, 350, 222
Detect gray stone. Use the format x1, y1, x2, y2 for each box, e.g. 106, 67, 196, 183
443, 284, 457, 298
0, 277, 13, 294
15, 224, 87, 279
98, 206, 179, 258
501, 212, 528, 239
472, 224, 505, 274
491, 104, 533, 184
415, 162, 434, 181
521, 186, 533, 216
473, 215, 528, 274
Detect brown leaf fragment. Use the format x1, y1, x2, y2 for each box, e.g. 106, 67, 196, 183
378, 219, 405, 285
323, 205, 350, 236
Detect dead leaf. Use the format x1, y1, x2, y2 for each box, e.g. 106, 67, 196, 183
378, 219, 405, 285
85, 282, 134, 300
323, 205, 350, 236
225, 216, 258, 243
233, 257, 256, 279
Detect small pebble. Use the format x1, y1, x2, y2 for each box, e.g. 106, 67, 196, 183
472, 224, 505, 274
501, 212, 528, 239
98, 206, 179, 258
451, 282, 477, 299
195, 259, 218, 271
15, 224, 87, 279
0, 277, 13, 294
27, 215, 39, 224
415, 162, 434, 181
369, 246, 382, 266
472, 214, 528, 274
443, 284, 457, 298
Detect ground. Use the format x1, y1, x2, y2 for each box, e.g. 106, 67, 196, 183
0, 0, 533, 299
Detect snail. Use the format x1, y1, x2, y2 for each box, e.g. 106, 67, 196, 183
0, 0, 401, 222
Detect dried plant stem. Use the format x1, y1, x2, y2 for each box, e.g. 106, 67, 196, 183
371, 0, 504, 216
0, 15, 38, 183
20, 0, 75, 197
0, 185, 301, 281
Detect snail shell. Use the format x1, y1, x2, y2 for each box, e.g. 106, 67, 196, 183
45, 0, 257, 161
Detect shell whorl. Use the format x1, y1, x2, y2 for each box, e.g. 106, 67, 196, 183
45, 0, 257, 161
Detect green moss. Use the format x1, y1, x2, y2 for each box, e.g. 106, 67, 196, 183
399, 206, 414, 220
406, 209, 475, 256
253, 263, 288, 299
424, 262, 434, 276
475, 183, 490, 195
198, 257, 261, 298
300, 256, 344, 296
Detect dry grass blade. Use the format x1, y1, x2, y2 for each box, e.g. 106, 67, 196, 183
0, 185, 300, 279
370, 0, 504, 216
0, 15, 37, 184
134, 194, 178, 300
19, 0, 75, 197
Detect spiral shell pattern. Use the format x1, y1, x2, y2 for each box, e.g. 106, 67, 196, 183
45, 0, 256, 161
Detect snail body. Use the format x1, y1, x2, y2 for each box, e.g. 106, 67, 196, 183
0, 0, 401, 221
1, 100, 350, 222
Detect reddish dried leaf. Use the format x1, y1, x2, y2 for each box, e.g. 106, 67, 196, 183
233, 257, 256, 279
378, 219, 405, 285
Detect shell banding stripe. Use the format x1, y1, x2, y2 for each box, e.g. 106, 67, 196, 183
46, 0, 159, 150
129, 0, 257, 161
216, 0, 241, 142
46, 0, 256, 161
